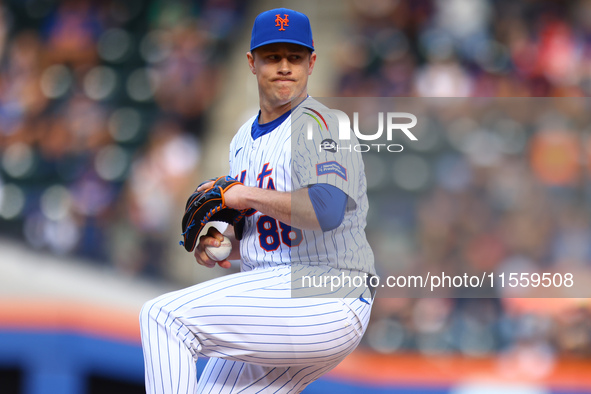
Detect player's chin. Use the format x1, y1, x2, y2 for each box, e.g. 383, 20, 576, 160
274, 86, 293, 97
274, 89, 300, 105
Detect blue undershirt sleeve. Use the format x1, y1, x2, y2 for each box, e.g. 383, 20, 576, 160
307, 183, 347, 232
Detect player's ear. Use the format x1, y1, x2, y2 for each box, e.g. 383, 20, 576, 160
247, 51, 256, 74
308, 52, 317, 75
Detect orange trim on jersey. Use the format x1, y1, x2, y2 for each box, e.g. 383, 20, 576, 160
257, 163, 273, 188
256, 215, 281, 252
0, 300, 140, 344
279, 222, 303, 248
236, 170, 247, 184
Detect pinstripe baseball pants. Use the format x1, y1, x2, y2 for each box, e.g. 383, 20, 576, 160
140, 265, 372, 393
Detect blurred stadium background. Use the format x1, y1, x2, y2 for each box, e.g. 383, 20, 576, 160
0, 0, 591, 393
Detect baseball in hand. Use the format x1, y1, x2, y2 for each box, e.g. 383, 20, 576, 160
205, 235, 232, 261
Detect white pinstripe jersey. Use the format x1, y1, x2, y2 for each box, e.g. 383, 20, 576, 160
229, 97, 375, 275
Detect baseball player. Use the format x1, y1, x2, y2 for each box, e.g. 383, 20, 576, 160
140, 8, 375, 393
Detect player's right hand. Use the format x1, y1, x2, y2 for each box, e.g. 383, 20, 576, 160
194, 227, 232, 269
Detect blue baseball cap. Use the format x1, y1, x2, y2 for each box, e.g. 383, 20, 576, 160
250, 8, 314, 52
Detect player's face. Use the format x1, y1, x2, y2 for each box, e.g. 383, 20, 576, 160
247, 43, 316, 109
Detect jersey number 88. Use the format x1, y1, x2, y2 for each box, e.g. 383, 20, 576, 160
257, 215, 303, 251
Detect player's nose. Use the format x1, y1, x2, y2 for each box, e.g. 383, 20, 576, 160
277, 57, 291, 74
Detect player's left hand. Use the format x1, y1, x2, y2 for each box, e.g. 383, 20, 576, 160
196, 179, 248, 210
181, 176, 247, 252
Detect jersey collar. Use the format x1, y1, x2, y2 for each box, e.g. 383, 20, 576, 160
251, 96, 309, 140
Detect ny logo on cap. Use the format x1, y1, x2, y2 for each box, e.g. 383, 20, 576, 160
275, 14, 289, 31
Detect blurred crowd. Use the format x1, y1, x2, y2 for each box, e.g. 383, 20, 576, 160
362, 98, 591, 364
0, 0, 590, 364
335, 0, 591, 97
334, 0, 591, 362
0, 0, 247, 278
